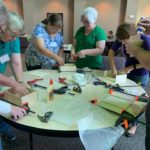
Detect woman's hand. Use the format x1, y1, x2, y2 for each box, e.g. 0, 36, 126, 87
11, 105, 26, 119
138, 17, 150, 34
12, 82, 29, 96
71, 53, 78, 61
76, 50, 86, 58
55, 55, 64, 66
111, 69, 117, 78
124, 66, 133, 74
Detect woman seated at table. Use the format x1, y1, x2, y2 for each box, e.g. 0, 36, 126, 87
25, 13, 64, 70
71, 7, 107, 69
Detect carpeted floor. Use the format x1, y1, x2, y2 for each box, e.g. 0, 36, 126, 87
2, 54, 150, 150
1, 118, 146, 150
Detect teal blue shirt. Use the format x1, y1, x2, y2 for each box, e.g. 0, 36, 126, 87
0, 38, 20, 73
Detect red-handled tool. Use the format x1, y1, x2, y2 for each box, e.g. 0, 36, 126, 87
58, 77, 67, 85
27, 78, 43, 85
22, 102, 35, 114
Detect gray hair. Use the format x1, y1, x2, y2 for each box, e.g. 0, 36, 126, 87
7, 11, 25, 35
81, 7, 98, 24
0, 2, 8, 26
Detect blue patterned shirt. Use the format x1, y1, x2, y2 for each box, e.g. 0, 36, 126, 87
25, 23, 64, 69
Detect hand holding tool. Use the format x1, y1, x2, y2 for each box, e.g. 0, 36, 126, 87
22, 102, 36, 114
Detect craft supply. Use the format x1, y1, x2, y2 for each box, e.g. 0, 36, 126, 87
47, 79, 54, 101
59, 63, 77, 72
37, 111, 53, 122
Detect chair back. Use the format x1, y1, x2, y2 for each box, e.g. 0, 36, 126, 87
101, 56, 126, 70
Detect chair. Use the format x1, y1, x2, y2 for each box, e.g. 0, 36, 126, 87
19, 36, 29, 53
100, 56, 126, 70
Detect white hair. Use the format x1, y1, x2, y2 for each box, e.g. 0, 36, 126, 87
0, 2, 8, 26
81, 7, 98, 24
7, 11, 25, 34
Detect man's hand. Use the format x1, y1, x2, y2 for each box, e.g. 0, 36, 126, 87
11, 105, 26, 119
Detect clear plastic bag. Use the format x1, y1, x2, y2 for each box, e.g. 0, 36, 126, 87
78, 115, 124, 150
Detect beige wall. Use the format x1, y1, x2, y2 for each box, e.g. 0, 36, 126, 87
22, 0, 74, 44
3, 0, 23, 17
137, 0, 150, 22
3, 0, 150, 43
125, 0, 139, 23
74, 0, 121, 36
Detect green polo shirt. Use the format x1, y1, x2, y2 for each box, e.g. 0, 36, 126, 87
75, 25, 107, 68
0, 38, 20, 73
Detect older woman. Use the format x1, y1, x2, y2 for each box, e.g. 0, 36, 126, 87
71, 7, 107, 69
0, 9, 28, 143
25, 13, 64, 70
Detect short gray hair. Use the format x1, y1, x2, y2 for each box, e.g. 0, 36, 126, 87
7, 11, 25, 35
0, 2, 8, 26
81, 7, 98, 24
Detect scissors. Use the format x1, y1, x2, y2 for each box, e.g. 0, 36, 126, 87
73, 85, 82, 93
27, 78, 43, 85
58, 77, 67, 85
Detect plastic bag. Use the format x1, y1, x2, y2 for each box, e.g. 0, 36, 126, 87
77, 115, 124, 150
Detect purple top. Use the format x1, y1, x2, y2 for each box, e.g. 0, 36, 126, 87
141, 34, 150, 51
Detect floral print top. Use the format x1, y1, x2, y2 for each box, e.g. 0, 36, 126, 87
25, 23, 63, 69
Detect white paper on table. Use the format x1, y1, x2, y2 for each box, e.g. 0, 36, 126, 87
115, 74, 127, 84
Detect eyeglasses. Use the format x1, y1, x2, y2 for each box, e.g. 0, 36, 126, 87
82, 20, 90, 25
7, 29, 25, 38
0, 25, 5, 35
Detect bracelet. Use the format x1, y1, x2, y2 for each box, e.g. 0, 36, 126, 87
133, 64, 136, 70
18, 81, 23, 83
